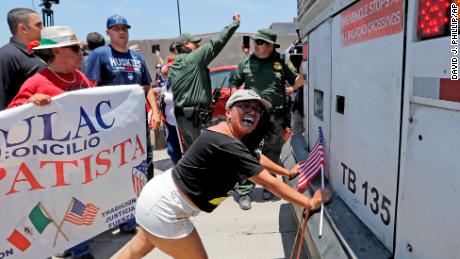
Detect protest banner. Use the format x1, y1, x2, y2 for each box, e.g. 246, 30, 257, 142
0, 85, 147, 258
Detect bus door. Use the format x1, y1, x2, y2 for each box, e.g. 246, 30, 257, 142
308, 19, 332, 174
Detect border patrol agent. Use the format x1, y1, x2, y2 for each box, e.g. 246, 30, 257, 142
169, 14, 240, 151
230, 28, 304, 210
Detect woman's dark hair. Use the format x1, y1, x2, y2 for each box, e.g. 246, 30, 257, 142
34, 49, 54, 63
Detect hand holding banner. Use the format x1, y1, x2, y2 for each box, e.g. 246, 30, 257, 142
0, 85, 146, 258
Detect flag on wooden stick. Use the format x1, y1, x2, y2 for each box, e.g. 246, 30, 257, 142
297, 127, 324, 192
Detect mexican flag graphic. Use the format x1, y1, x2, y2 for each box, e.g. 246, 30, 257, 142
7, 202, 53, 251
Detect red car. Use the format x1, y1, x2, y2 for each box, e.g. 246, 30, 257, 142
209, 65, 237, 119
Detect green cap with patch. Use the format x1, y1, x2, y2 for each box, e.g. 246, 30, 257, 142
251, 28, 280, 48
175, 33, 202, 46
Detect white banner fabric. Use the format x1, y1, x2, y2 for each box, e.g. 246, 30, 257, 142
0, 85, 147, 258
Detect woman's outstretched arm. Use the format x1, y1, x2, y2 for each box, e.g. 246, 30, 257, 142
249, 170, 331, 210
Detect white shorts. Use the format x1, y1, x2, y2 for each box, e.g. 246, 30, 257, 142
136, 169, 201, 239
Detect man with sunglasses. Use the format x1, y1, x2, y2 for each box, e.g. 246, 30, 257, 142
0, 8, 45, 110
230, 28, 304, 210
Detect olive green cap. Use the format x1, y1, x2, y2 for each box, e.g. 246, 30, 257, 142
251, 28, 280, 48
175, 33, 202, 46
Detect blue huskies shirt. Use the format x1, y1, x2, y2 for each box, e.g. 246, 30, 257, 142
84, 45, 152, 86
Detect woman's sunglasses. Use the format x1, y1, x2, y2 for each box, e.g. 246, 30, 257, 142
63, 45, 83, 53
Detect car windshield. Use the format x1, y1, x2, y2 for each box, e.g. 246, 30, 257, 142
210, 69, 235, 90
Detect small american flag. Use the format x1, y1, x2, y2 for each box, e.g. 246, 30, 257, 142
64, 198, 99, 225
132, 160, 148, 197
297, 127, 325, 192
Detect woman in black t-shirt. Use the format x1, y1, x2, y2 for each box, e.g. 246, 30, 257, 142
119, 89, 331, 259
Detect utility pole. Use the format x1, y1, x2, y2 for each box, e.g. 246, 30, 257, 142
176, 0, 182, 34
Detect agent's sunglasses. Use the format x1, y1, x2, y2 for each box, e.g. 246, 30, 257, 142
234, 102, 263, 115
254, 39, 268, 46
63, 45, 83, 53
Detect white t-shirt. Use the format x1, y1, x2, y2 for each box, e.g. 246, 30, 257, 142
161, 84, 176, 126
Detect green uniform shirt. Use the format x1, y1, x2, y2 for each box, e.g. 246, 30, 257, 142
230, 51, 298, 108
170, 20, 240, 108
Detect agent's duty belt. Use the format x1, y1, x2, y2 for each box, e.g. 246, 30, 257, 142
174, 105, 213, 128
174, 107, 187, 116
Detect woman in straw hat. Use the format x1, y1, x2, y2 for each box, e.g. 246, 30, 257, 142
8, 26, 93, 108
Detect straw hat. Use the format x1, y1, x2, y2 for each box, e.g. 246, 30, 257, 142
33, 26, 81, 50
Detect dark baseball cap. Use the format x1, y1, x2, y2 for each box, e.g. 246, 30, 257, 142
175, 33, 201, 46
106, 15, 131, 29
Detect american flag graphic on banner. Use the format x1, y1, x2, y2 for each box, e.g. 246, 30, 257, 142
297, 127, 325, 192
64, 198, 99, 226
132, 160, 148, 197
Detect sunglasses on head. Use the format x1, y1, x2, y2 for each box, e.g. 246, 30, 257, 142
63, 45, 83, 53
254, 39, 268, 46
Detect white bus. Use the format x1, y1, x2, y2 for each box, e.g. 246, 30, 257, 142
283, 0, 460, 258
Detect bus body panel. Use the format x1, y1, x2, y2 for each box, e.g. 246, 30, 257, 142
296, 0, 460, 257
394, 0, 460, 257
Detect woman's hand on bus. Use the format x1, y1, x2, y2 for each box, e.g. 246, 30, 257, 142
289, 164, 300, 178
309, 188, 332, 210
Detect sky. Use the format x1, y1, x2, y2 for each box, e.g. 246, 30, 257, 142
0, 0, 297, 45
